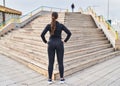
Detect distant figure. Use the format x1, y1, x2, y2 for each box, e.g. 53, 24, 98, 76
71, 3, 75, 12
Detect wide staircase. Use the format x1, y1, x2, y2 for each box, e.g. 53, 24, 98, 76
0, 12, 120, 79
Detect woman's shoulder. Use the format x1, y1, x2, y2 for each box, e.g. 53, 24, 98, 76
57, 21, 64, 27
59, 23, 65, 28
45, 24, 51, 29
46, 24, 51, 27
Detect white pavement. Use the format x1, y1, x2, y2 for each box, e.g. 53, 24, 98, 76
0, 54, 120, 86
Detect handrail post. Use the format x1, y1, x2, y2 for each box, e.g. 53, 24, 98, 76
60, 9, 61, 12
116, 31, 119, 40
41, 6, 43, 11
17, 17, 21, 23
66, 9, 69, 12
108, 24, 110, 30
50, 8, 52, 12
30, 12, 32, 17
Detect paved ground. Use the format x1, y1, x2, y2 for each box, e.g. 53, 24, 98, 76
0, 54, 120, 86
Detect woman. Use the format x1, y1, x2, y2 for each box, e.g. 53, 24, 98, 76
41, 12, 71, 84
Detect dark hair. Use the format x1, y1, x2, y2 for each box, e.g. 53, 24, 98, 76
50, 12, 58, 35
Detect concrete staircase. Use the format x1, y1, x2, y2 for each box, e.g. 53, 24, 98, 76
0, 12, 119, 79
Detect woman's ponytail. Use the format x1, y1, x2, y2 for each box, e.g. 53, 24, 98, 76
50, 12, 58, 35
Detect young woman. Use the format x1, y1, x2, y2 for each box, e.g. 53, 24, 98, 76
41, 12, 71, 84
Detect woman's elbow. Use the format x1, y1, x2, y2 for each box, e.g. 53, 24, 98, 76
41, 34, 44, 38
69, 32, 72, 36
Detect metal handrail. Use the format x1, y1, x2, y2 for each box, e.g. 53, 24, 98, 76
20, 6, 68, 22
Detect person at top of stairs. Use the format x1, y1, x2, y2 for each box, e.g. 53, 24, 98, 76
71, 3, 75, 12
41, 12, 72, 84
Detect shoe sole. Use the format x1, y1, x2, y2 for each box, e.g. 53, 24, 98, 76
60, 81, 65, 84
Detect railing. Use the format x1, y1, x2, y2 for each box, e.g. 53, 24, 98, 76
106, 20, 119, 40
20, 6, 68, 23
0, 6, 68, 35
0, 6, 68, 28
112, 23, 120, 33
0, 17, 19, 30
79, 7, 84, 13
84, 7, 119, 49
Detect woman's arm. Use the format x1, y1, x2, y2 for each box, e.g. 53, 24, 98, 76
41, 24, 50, 43
62, 24, 72, 42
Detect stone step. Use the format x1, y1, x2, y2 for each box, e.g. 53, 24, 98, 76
66, 26, 97, 28
10, 29, 106, 42
40, 14, 65, 17
64, 48, 114, 66
65, 40, 109, 48
65, 16, 93, 22
2, 38, 111, 67
65, 14, 91, 18
24, 21, 96, 28
16, 31, 104, 37
13, 30, 105, 38
13, 28, 105, 40
0, 45, 50, 79
2, 31, 107, 45
31, 21, 64, 25
26, 14, 65, 27
65, 43, 111, 52
2, 33, 107, 47
0, 41, 48, 66
14, 29, 105, 37
2, 34, 109, 53
35, 16, 64, 18
16, 28, 103, 35
9, 32, 107, 43
18, 26, 100, 30
65, 22, 94, 25
65, 19, 94, 22
36, 16, 64, 18
16, 28, 103, 34
57, 51, 120, 78
17, 27, 103, 33
1, 42, 118, 80
37, 16, 64, 19
11, 36, 108, 49
0, 44, 48, 69
31, 19, 64, 23
6, 36, 109, 52
15, 27, 103, 34
0, 35, 111, 59
64, 44, 112, 58
65, 23, 96, 27
30, 20, 64, 24
29, 20, 64, 26
65, 18, 93, 21
0, 36, 112, 66
6, 38, 111, 56
68, 36, 107, 42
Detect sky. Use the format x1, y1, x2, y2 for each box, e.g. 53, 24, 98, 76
0, 0, 120, 20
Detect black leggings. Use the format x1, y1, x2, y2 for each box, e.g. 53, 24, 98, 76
48, 39, 64, 79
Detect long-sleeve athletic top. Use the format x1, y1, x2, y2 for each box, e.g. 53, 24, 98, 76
41, 21, 72, 43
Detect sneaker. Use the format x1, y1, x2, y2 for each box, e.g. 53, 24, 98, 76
60, 78, 65, 84
48, 79, 53, 84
